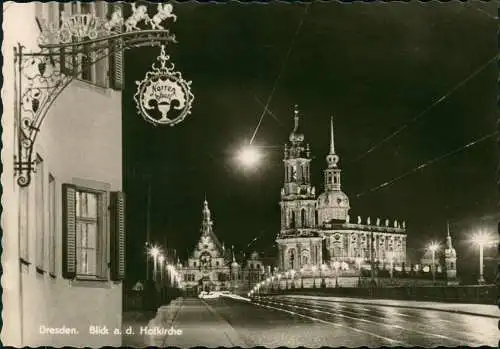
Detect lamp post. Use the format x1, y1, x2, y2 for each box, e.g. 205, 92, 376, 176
312, 265, 317, 288
472, 231, 496, 284
158, 254, 165, 283
149, 245, 160, 282
428, 242, 439, 284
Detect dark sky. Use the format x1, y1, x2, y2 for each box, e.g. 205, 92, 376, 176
123, 1, 498, 284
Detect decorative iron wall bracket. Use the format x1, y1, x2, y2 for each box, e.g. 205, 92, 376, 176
13, 3, 180, 187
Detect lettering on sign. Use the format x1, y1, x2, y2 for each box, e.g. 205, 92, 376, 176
134, 45, 194, 127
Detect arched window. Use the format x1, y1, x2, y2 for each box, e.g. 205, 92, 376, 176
302, 255, 308, 266
290, 211, 296, 228
301, 209, 306, 228
333, 175, 337, 184
315, 211, 319, 227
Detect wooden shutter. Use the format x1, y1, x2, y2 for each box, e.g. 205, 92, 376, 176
110, 191, 126, 281
108, 3, 124, 90
62, 184, 77, 279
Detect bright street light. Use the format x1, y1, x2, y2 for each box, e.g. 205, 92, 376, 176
236, 144, 262, 168
471, 231, 496, 284
148, 245, 161, 282
427, 242, 439, 284
158, 254, 165, 282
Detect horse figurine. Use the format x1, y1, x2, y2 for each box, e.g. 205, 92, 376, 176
104, 9, 124, 32
150, 3, 177, 30
124, 3, 150, 32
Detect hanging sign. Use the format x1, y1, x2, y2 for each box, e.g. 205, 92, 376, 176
134, 45, 194, 127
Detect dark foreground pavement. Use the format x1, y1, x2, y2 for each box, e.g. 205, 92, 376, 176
124, 295, 498, 347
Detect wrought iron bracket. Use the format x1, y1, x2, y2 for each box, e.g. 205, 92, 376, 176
13, 4, 179, 187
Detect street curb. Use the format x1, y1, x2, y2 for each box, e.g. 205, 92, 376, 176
275, 295, 500, 319
147, 297, 184, 347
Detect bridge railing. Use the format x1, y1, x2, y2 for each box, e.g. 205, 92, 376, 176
259, 284, 496, 305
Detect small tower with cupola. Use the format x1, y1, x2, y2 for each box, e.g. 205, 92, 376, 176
316, 117, 350, 225
444, 221, 459, 285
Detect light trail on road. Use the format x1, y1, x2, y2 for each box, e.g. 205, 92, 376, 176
257, 296, 485, 347
251, 299, 410, 346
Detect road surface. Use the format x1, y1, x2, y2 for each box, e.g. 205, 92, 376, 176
155, 295, 498, 347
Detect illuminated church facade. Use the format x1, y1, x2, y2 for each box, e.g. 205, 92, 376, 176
178, 199, 266, 294
276, 106, 408, 275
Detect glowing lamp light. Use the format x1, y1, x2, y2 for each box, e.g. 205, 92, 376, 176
472, 231, 495, 246
237, 145, 261, 168
158, 255, 165, 264
428, 242, 439, 252
149, 246, 160, 258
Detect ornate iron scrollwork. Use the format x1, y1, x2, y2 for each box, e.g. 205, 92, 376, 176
13, 3, 187, 187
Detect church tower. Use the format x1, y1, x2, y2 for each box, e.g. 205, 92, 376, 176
316, 117, 350, 225
277, 106, 322, 272
444, 221, 458, 285
279, 105, 317, 230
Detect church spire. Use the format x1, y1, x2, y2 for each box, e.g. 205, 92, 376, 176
203, 197, 211, 221
330, 116, 335, 154
289, 104, 305, 145
293, 104, 300, 132
201, 197, 213, 236
326, 117, 340, 169
446, 220, 453, 249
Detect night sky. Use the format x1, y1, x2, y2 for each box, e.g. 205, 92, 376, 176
123, 1, 498, 284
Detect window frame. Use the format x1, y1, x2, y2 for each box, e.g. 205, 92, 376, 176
73, 186, 108, 281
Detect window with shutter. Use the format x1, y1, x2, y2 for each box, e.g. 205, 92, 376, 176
110, 191, 126, 281
35, 155, 45, 272
62, 184, 77, 279
108, 4, 124, 90
19, 186, 30, 264
62, 184, 107, 280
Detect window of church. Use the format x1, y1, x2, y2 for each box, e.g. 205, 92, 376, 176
301, 209, 306, 228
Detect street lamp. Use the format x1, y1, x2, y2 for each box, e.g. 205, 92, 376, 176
312, 265, 317, 288
428, 242, 439, 284
472, 231, 496, 284
158, 254, 165, 283
236, 144, 262, 168
149, 245, 161, 282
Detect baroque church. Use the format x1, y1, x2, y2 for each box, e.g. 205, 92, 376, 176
276, 106, 409, 274
178, 198, 266, 294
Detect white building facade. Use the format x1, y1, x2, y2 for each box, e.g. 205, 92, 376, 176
276, 106, 407, 276
2, 3, 125, 347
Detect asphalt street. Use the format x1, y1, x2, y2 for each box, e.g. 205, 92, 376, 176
159, 295, 498, 347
